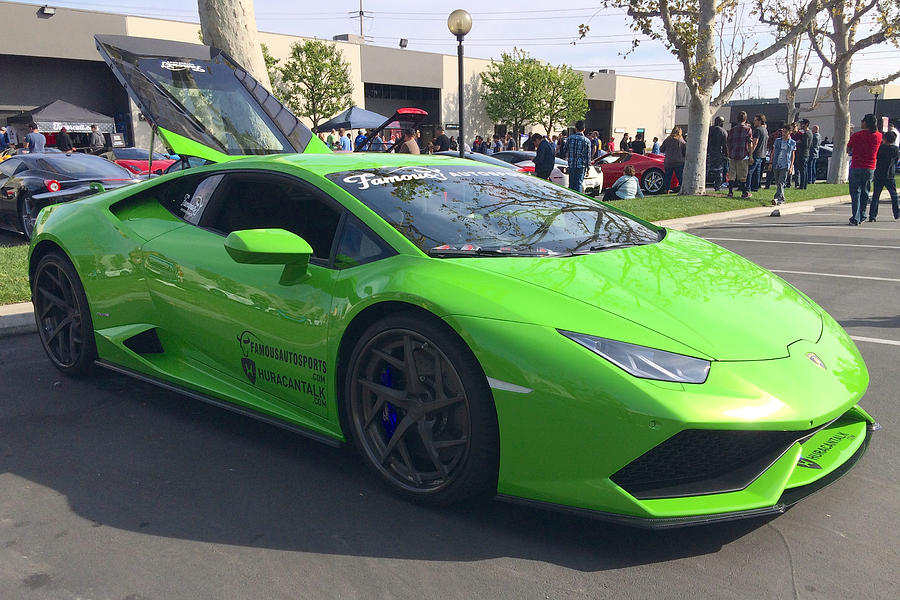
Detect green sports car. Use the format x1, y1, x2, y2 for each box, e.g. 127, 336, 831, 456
27, 36, 876, 528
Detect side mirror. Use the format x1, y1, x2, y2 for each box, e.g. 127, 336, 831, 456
224, 229, 313, 285
154, 168, 163, 175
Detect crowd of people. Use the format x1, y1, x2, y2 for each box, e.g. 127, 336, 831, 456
1, 123, 107, 155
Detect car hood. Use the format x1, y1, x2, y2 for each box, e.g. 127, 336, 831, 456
462, 230, 822, 361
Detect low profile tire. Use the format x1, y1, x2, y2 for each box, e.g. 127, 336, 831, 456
32, 251, 97, 376
641, 168, 665, 194
18, 192, 36, 241
345, 313, 499, 505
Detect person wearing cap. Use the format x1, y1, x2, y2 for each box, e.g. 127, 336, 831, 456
56, 127, 73, 152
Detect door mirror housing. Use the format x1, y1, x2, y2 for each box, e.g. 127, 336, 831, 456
224, 229, 313, 285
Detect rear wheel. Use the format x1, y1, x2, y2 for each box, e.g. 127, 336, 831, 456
18, 192, 36, 240
641, 168, 665, 194
32, 251, 97, 375
345, 313, 499, 505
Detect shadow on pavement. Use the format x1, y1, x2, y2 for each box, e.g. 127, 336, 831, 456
839, 315, 900, 330
1, 335, 768, 572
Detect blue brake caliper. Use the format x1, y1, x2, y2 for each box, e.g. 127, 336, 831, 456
380, 366, 398, 438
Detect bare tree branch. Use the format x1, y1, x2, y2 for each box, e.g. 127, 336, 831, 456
848, 69, 900, 92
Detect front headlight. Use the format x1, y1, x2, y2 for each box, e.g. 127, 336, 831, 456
559, 330, 711, 383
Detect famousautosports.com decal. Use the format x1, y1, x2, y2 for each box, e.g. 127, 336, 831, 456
237, 330, 327, 409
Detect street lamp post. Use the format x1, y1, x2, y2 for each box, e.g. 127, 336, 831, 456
869, 85, 883, 118
448, 9, 472, 158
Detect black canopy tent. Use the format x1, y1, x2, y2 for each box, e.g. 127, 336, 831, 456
6, 100, 116, 134
315, 106, 389, 132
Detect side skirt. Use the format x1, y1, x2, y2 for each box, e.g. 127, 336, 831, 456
95, 359, 345, 448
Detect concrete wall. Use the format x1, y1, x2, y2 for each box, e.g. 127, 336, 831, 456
440, 55, 494, 143
612, 76, 678, 143
0, 2, 126, 61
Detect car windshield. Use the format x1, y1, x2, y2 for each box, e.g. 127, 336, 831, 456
28, 155, 132, 179
137, 58, 292, 155
328, 165, 659, 256
114, 148, 168, 160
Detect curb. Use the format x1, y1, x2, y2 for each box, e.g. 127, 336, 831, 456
654, 194, 850, 231
0, 194, 853, 340
0, 302, 36, 339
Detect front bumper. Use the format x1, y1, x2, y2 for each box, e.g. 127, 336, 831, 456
498, 416, 875, 529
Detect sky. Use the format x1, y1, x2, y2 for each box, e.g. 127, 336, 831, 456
14, 0, 899, 99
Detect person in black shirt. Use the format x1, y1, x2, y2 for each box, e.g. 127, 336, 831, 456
796, 119, 813, 189
870, 130, 899, 221
630, 132, 646, 154
707, 116, 729, 191
431, 127, 450, 152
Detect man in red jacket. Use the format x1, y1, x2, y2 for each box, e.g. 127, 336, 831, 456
846, 113, 883, 225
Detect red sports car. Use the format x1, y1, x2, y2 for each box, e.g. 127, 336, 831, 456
102, 147, 176, 175
594, 152, 669, 194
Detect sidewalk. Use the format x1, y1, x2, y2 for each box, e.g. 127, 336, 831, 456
0, 194, 852, 339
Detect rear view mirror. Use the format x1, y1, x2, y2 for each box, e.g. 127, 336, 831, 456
224, 229, 313, 285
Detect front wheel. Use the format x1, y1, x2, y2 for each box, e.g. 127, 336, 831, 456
641, 168, 665, 194
345, 313, 499, 505
18, 192, 36, 241
32, 251, 97, 375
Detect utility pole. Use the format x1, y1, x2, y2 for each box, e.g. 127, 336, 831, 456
359, 0, 364, 37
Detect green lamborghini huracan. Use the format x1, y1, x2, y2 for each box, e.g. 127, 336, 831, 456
27, 36, 876, 528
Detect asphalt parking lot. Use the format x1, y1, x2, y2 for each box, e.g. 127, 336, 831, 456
0, 202, 897, 600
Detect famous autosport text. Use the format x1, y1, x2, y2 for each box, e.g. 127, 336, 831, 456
238, 330, 327, 408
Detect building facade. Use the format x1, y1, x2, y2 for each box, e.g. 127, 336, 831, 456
1, 0, 682, 151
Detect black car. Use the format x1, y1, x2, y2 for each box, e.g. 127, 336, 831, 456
0, 152, 136, 239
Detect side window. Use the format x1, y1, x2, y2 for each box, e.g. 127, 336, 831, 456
0, 159, 22, 177
200, 176, 341, 262
132, 172, 224, 222
335, 217, 395, 269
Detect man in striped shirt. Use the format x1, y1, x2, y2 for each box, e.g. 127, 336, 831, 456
565, 120, 591, 193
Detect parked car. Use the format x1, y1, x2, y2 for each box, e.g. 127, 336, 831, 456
594, 152, 667, 194
434, 150, 523, 170
102, 147, 177, 175
0, 152, 136, 239
44, 33, 875, 528
491, 150, 603, 195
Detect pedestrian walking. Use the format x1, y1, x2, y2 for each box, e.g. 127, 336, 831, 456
565, 120, 591, 193
707, 116, 728, 191
25, 123, 46, 153
769, 125, 796, 206
602, 165, 644, 201
869, 129, 899, 221
533, 133, 556, 180
726, 111, 754, 198
846, 114, 882, 225
808, 124, 820, 184
660, 127, 686, 193
748, 114, 768, 192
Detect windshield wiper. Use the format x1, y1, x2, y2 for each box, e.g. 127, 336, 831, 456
427, 248, 556, 258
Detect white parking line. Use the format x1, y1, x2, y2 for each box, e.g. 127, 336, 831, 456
770, 270, 900, 283
851, 335, 900, 347
704, 237, 900, 249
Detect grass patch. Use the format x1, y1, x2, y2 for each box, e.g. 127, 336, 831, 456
613, 181, 851, 222
0, 244, 30, 305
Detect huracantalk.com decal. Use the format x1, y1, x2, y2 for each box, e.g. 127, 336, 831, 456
237, 330, 327, 408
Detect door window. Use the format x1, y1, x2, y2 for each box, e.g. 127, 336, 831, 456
200, 175, 342, 262
0, 159, 22, 177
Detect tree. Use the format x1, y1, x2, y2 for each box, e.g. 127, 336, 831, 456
260, 43, 286, 101
198, 0, 271, 89
535, 64, 589, 136
480, 49, 543, 138
775, 34, 823, 124
800, 0, 900, 182
592, 1, 823, 195
280, 40, 353, 131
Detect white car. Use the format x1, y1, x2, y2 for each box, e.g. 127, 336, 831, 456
491, 151, 604, 195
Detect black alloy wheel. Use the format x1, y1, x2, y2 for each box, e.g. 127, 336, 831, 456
346, 313, 499, 504
641, 168, 665, 194
32, 252, 97, 375
18, 192, 36, 241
